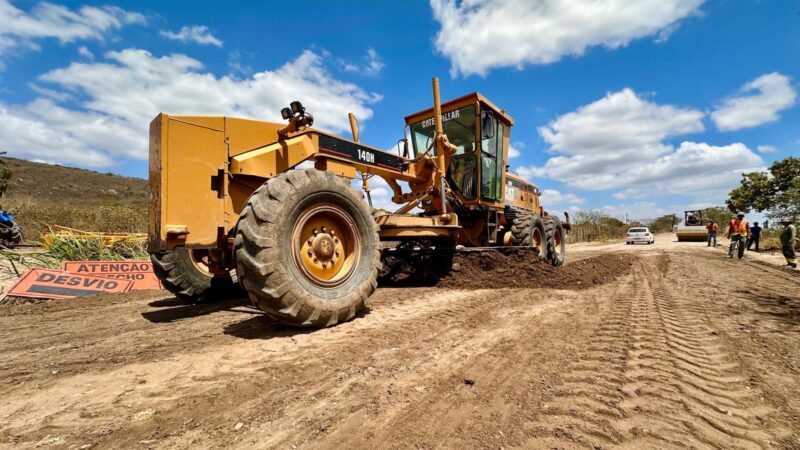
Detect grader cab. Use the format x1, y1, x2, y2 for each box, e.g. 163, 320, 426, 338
148, 78, 569, 327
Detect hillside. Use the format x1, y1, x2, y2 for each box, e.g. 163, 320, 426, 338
3, 158, 146, 207
0, 158, 147, 239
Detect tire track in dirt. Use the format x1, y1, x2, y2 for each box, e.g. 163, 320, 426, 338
530, 269, 633, 448
621, 259, 771, 449
0, 287, 577, 448
528, 253, 774, 449
329, 273, 632, 449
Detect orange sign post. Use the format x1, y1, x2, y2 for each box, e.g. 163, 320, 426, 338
7, 268, 133, 299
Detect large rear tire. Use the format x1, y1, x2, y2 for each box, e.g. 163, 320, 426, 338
544, 216, 566, 266
508, 209, 547, 259
151, 248, 240, 302
234, 169, 380, 328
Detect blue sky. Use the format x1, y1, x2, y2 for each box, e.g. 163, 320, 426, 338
0, 0, 797, 219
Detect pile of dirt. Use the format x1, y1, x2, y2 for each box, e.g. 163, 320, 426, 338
437, 249, 636, 289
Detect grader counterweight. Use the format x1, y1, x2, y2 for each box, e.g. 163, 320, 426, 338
148, 78, 569, 327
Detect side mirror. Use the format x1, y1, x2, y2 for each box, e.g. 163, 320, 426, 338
481, 112, 496, 139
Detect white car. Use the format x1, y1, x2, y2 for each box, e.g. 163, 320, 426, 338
626, 227, 655, 245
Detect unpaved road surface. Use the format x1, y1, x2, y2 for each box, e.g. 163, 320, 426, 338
0, 236, 798, 449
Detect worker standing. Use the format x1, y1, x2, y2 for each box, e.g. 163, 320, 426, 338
747, 221, 762, 252
706, 220, 718, 247
780, 219, 797, 269
727, 213, 749, 258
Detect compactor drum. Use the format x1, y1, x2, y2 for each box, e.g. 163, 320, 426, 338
148, 79, 570, 327
676, 210, 708, 242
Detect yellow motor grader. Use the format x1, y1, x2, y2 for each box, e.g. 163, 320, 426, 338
148, 78, 569, 327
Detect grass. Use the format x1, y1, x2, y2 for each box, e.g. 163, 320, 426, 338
757, 228, 799, 252
0, 157, 147, 243
43, 234, 148, 261
2, 198, 146, 243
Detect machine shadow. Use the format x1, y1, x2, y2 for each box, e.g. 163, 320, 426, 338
223, 307, 373, 340
141, 296, 253, 323
737, 288, 800, 327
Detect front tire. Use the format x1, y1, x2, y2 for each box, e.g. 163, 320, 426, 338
234, 169, 380, 328
151, 248, 240, 302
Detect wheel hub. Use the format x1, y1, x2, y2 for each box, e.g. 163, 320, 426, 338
292, 204, 359, 288
312, 233, 336, 262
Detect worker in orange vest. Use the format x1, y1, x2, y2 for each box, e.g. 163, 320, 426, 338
726, 212, 749, 258
706, 220, 719, 247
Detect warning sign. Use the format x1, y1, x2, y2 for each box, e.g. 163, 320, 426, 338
62, 261, 154, 274
7, 268, 133, 299
62, 261, 162, 290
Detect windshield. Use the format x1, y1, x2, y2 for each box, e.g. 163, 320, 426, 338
410, 105, 476, 157
629, 228, 647, 233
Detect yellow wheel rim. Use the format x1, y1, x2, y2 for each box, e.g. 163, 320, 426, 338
292, 203, 360, 288
553, 229, 563, 255
532, 227, 543, 251
190, 249, 213, 276
190, 249, 229, 277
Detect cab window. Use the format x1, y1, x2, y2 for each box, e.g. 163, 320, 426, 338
480, 110, 504, 200
410, 105, 476, 156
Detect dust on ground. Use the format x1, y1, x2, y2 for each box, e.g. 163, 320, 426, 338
0, 236, 798, 449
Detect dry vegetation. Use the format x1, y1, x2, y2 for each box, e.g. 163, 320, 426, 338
0, 158, 146, 241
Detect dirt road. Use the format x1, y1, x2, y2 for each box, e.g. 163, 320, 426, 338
0, 237, 798, 449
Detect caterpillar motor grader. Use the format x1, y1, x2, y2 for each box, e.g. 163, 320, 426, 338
148, 78, 569, 327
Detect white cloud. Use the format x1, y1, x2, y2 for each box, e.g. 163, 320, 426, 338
1, 49, 381, 167
520, 88, 764, 203
0, 103, 115, 167
364, 48, 384, 77
540, 189, 584, 206
711, 72, 797, 131
599, 202, 669, 221
350, 175, 396, 211
341, 48, 385, 77
160, 25, 222, 47
77, 45, 93, 60
0, 0, 144, 66
430, 0, 705, 76
757, 145, 777, 154
607, 141, 763, 199
508, 141, 523, 159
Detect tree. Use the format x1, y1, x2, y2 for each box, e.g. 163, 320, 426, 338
728, 157, 800, 221
574, 210, 608, 226
647, 214, 679, 233
703, 206, 733, 228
